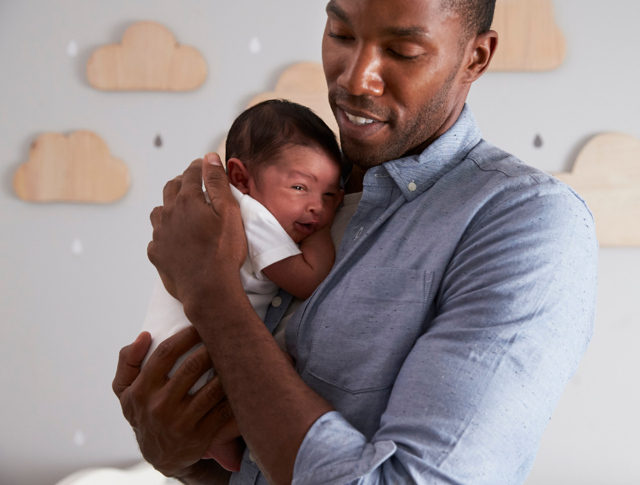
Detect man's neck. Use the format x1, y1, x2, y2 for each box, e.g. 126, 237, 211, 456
345, 164, 367, 194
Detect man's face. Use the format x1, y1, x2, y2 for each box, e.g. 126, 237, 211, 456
322, 0, 469, 168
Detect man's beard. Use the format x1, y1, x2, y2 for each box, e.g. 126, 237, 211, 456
335, 68, 458, 169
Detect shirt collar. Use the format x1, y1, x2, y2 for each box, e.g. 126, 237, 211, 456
363, 104, 482, 202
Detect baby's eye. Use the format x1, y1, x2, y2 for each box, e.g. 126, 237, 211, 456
292, 185, 304, 191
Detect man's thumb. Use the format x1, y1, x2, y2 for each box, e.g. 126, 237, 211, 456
204, 152, 223, 167
202, 152, 228, 205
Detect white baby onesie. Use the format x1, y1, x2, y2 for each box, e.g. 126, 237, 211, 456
140, 184, 301, 393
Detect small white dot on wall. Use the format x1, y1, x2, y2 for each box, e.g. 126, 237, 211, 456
249, 36, 262, 54
71, 238, 84, 255
73, 429, 86, 447
67, 40, 79, 57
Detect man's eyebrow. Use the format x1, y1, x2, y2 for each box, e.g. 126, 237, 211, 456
382, 26, 430, 38
326, 1, 349, 24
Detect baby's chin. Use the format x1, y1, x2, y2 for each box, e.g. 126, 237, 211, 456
288, 230, 308, 244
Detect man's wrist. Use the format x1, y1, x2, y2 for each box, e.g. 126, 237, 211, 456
181, 269, 250, 329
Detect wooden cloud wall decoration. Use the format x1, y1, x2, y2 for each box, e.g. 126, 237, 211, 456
13, 131, 130, 203
489, 0, 566, 71
87, 21, 207, 91
554, 133, 640, 247
218, 62, 337, 161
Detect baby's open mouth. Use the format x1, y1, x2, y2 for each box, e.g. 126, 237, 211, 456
294, 222, 316, 236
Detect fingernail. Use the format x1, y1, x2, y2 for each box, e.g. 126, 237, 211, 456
205, 152, 221, 166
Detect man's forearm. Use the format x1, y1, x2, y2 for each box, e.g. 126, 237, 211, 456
186, 273, 334, 485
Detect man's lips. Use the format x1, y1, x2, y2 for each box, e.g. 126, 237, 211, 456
337, 106, 387, 140
338, 104, 385, 124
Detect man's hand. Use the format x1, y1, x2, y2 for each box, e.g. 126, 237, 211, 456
147, 154, 247, 318
113, 327, 235, 479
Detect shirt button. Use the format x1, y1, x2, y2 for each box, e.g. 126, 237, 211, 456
271, 296, 282, 308
408, 182, 417, 192
249, 451, 256, 463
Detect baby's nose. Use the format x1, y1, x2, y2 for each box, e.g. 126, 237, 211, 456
307, 197, 324, 215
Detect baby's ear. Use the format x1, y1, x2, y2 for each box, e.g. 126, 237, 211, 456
227, 158, 251, 194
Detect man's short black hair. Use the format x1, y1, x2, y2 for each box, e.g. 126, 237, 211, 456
442, 0, 497, 40
225, 99, 341, 184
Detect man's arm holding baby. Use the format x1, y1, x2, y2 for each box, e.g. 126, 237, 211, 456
116, 155, 334, 485
262, 225, 335, 300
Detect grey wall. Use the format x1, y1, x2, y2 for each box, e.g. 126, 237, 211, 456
0, 1, 638, 484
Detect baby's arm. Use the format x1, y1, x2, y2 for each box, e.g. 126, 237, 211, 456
262, 226, 335, 300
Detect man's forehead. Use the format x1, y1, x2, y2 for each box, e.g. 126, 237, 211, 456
325, 0, 455, 35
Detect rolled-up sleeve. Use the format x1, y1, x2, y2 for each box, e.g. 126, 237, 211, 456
292, 187, 598, 485
294, 412, 397, 484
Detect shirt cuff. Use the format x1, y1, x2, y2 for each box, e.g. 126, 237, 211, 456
293, 411, 396, 485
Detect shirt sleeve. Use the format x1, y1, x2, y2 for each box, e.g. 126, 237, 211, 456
233, 186, 301, 279
292, 186, 598, 485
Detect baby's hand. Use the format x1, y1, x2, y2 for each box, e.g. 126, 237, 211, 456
305, 223, 332, 242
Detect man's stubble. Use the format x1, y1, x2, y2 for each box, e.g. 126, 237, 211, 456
337, 61, 461, 170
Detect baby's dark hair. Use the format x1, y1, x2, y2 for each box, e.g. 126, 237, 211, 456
225, 99, 341, 185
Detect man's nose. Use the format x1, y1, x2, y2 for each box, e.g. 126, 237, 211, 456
337, 45, 384, 97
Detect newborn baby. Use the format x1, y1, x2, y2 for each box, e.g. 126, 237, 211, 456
141, 99, 344, 471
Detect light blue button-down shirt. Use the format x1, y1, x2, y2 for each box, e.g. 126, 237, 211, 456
230, 105, 598, 485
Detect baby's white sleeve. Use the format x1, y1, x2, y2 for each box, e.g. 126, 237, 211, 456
230, 184, 302, 280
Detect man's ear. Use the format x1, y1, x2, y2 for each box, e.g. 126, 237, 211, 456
226, 158, 251, 194
463, 30, 498, 82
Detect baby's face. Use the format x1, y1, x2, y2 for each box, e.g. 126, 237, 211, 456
249, 145, 343, 243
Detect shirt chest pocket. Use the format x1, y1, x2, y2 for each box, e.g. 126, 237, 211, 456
305, 268, 432, 394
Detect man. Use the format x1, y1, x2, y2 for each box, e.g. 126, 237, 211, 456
113, 0, 598, 484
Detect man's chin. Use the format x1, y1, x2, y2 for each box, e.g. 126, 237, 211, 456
341, 139, 401, 169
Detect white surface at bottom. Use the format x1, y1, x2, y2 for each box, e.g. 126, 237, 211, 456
55, 462, 179, 485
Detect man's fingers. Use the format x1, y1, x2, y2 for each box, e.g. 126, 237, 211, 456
208, 416, 241, 443
113, 332, 152, 399
143, 326, 203, 386
200, 396, 236, 440
190, 374, 227, 420
164, 345, 213, 402
163, 176, 182, 207
150, 206, 162, 228
179, 159, 207, 200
